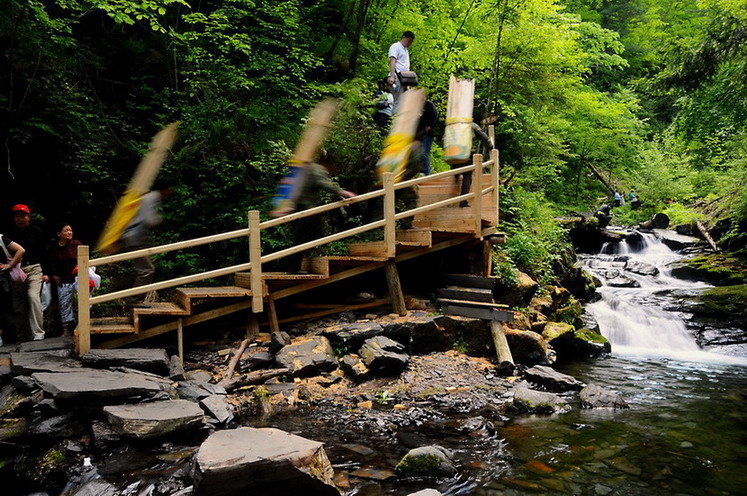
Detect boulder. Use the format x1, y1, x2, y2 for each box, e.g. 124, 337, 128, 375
200, 395, 234, 424
549, 328, 611, 362
524, 365, 585, 392
92, 420, 122, 449
688, 285, 747, 330
270, 331, 292, 354
340, 354, 371, 383
624, 260, 659, 277
549, 298, 584, 328
499, 272, 539, 307
81, 348, 170, 375
28, 412, 86, 438
579, 384, 629, 409
193, 427, 338, 496
33, 369, 162, 401
504, 329, 548, 366
104, 399, 204, 439
11, 375, 39, 394
322, 322, 384, 345
542, 322, 575, 342
668, 253, 747, 286
607, 277, 640, 288
653, 229, 698, 250
359, 336, 409, 374
396, 445, 458, 477
275, 337, 338, 378
177, 381, 212, 401
10, 352, 82, 375
513, 386, 569, 414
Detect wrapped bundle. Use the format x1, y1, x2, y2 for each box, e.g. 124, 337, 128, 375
443, 76, 475, 165
375, 88, 426, 184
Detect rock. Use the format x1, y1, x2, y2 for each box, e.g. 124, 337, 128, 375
269, 331, 292, 353
408, 491, 443, 496
549, 328, 611, 361
513, 386, 569, 414
11, 375, 39, 394
624, 260, 659, 277
499, 272, 539, 307
359, 336, 409, 374
10, 352, 82, 375
396, 445, 458, 477
580, 384, 629, 409
33, 369, 163, 401
68, 480, 119, 496
240, 351, 274, 371
530, 295, 553, 315
82, 348, 170, 375
322, 322, 384, 345
104, 399, 204, 439
607, 277, 640, 288
200, 395, 234, 424
185, 370, 213, 383
653, 228, 698, 250
549, 298, 584, 328
0, 417, 29, 441
542, 322, 575, 342
275, 337, 338, 378
92, 420, 122, 449
669, 253, 747, 286
29, 412, 86, 438
193, 427, 338, 496
17, 336, 74, 353
169, 355, 186, 380
524, 365, 585, 392
177, 380, 213, 401
504, 329, 548, 366
340, 354, 371, 382
688, 285, 747, 330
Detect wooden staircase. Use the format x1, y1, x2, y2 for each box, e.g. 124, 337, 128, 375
85, 171, 503, 350
437, 273, 513, 322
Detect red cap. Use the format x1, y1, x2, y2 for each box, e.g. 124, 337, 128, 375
12, 204, 30, 214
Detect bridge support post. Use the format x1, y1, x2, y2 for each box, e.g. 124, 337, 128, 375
384, 260, 407, 316
491, 148, 499, 226
491, 321, 514, 365
76, 245, 91, 355
248, 210, 263, 313
472, 154, 483, 237
383, 172, 396, 258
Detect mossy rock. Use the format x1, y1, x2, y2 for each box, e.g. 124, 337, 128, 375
396, 445, 457, 477
14, 446, 68, 483
550, 298, 584, 328
550, 328, 611, 362
690, 285, 747, 329
669, 253, 747, 286
542, 322, 575, 341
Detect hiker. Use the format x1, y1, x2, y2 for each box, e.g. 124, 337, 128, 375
416, 100, 438, 176
614, 190, 622, 207
388, 31, 415, 102
595, 204, 613, 228
50, 223, 81, 336
629, 191, 641, 210
119, 176, 175, 305
287, 159, 355, 273
0, 234, 25, 346
8, 204, 50, 341
372, 77, 394, 129
456, 123, 493, 208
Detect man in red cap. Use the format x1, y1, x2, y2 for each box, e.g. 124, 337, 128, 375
8, 204, 50, 341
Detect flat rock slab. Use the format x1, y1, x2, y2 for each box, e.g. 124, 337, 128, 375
11, 352, 82, 375
194, 427, 338, 496
359, 336, 409, 374
104, 399, 204, 439
33, 369, 163, 400
82, 348, 170, 375
525, 365, 585, 392
275, 337, 338, 378
513, 386, 570, 414
200, 394, 234, 424
580, 384, 629, 409
18, 337, 74, 353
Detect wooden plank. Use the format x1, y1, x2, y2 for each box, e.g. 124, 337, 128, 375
491, 321, 514, 364
384, 172, 396, 258
91, 323, 137, 335
249, 210, 263, 313
301, 257, 330, 277
267, 295, 280, 333
437, 298, 509, 309
265, 299, 391, 326
133, 302, 190, 316
490, 149, 499, 226
396, 229, 432, 247
347, 241, 387, 258
441, 274, 497, 289
472, 154, 483, 237
437, 286, 494, 303
261, 272, 326, 280
177, 318, 184, 365
442, 305, 513, 322
385, 261, 407, 316
177, 286, 253, 298
76, 245, 91, 355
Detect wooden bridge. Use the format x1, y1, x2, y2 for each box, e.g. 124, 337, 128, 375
74, 143, 503, 357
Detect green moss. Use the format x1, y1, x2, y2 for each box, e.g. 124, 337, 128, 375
15, 447, 67, 483
396, 454, 443, 475
673, 252, 747, 286
575, 328, 611, 347
694, 285, 747, 320
550, 298, 584, 328
542, 322, 575, 341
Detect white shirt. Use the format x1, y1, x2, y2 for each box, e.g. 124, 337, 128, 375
388, 41, 410, 73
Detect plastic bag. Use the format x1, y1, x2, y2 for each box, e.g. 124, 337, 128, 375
41, 281, 52, 311
74, 267, 102, 291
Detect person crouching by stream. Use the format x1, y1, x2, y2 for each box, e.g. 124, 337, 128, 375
285, 160, 355, 273
119, 176, 175, 306
0, 235, 25, 347
50, 223, 81, 336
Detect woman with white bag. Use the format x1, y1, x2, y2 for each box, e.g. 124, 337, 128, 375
0, 234, 25, 346
50, 223, 81, 337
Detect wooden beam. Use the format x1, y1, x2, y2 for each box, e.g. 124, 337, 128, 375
246, 313, 259, 340
472, 153, 483, 237
76, 245, 91, 356
267, 295, 280, 333
491, 321, 514, 364
384, 261, 407, 316
177, 318, 184, 365
263, 299, 391, 326
490, 149, 499, 227
384, 172, 396, 258
249, 210, 263, 313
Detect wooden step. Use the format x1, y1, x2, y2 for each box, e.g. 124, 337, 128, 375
396, 229, 432, 247
300, 257, 330, 277
347, 241, 386, 257
132, 302, 190, 331
262, 272, 327, 280
441, 274, 497, 289
437, 286, 495, 303
90, 317, 136, 335
438, 299, 513, 322
437, 298, 509, 310
176, 286, 254, 311
325, 256, 387, 268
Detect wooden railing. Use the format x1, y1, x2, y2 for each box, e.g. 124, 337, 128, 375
76, 147, 500, 354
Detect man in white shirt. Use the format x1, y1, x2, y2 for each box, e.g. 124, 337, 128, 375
388, 31, 415, 101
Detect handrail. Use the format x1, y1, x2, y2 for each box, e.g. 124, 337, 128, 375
76, 134, 500, 355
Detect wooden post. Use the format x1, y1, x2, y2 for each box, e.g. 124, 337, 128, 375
384, 260, 407, 316
491, 148, 499, 227
248, 210, 263, 313
267, 295, 280, 333
76, 245, 91, 355
383, 172, 396, 258
177, 318, 184, 365
472, 153, 483, 237
246, 313, 259, 340
488, 125, 495, 150
490, 321, 513, 364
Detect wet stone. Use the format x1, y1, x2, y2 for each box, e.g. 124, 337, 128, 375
92, 420, 122, 449
607, 277, 640, 288
29, 412, 86, 438
275, 336, 338, 378
396, 445, 458, 477
33, 369, 163, 401
359, 336, 409, 374
340, 354, 371, 382
185, 370, 213, 383
624, 260, 659, 277
1, 384, 29, 417
177, 380, 211, 400
524, 365, 585, 392
82, 348, 170, 375
104, 399, 204, 439
408, 491, 443, 496
199, 394, 234, 424
68, 480, 119, 496
11, 375, 39, 394
193, 427, 338, 496
0, 417, 29, 441
10, 352, 82, 375
513, 386, 570, 414
580, 384, 629, 409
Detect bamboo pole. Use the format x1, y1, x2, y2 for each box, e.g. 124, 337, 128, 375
249, 210, 263, 313
76, 245, 91, 355
384, 172, 396, 258
472, 154, 483, 237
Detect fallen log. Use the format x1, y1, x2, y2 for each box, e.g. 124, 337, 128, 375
224, 368, 290, 392
696, 221, 720, 252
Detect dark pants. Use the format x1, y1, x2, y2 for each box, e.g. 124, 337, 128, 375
123, 243, 155, 304
288, 215, 324, 272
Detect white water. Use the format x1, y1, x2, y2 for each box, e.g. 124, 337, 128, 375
582, 231, 747, 366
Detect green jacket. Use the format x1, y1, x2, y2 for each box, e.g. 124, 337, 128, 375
296, 163, 345, 211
